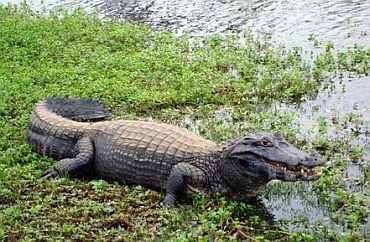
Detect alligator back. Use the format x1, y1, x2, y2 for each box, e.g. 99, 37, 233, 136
91, 120, 219, 189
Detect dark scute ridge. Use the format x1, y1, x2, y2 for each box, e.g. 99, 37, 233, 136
45, 96, 112, 122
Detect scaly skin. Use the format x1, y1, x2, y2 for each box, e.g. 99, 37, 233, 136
27, 97, 324, 204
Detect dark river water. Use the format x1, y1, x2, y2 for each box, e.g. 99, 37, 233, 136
2, 0, 369, 235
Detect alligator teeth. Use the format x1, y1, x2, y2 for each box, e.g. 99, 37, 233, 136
264, 159, 323, 177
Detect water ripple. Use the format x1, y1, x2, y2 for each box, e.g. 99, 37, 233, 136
2, 0, 368, 47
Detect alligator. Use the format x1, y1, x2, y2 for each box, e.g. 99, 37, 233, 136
27, 96, 324, 204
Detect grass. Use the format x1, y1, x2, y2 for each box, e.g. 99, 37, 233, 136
0, 4, 369, 241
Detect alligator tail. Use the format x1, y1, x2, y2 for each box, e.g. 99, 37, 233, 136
27, 96, 111, 159
44, 96, 112, 122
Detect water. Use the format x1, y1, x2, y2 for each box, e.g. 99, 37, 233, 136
2, 0, 369, 235
2, 0, 369, 46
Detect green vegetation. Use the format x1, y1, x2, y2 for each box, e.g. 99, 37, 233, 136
0, 4, 369, 241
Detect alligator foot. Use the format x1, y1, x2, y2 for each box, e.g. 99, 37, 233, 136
41, 167, 59, 179
161, 193, 177, 205
40, 138, 94, 180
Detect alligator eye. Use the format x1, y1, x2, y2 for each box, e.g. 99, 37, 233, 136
260, 139, 273, 147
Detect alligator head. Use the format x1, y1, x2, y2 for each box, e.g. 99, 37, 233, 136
222, 132, 324, 182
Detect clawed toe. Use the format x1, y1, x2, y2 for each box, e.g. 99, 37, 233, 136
41, 168, 59, 180
161, 194, 177, 205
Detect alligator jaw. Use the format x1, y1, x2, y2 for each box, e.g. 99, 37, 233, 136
263, 158, 323, 181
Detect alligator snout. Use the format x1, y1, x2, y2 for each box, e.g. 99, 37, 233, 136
300, 153, 324, 168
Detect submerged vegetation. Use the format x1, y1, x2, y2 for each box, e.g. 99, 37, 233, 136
0, 4, 369, 241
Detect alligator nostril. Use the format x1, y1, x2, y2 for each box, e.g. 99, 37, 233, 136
309, 153, 319, 161
312, 154, 324, 165
300, 154, 322, 167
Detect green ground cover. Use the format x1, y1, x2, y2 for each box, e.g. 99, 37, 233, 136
0, 4, 369, 241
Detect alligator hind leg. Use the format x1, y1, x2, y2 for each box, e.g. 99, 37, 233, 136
41, 136, 94, 179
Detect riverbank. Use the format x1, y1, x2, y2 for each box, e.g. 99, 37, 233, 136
0, 5, 369, 240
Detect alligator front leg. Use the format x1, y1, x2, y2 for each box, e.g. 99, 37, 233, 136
163, 162, 206, 205
41, 136, 94, 179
